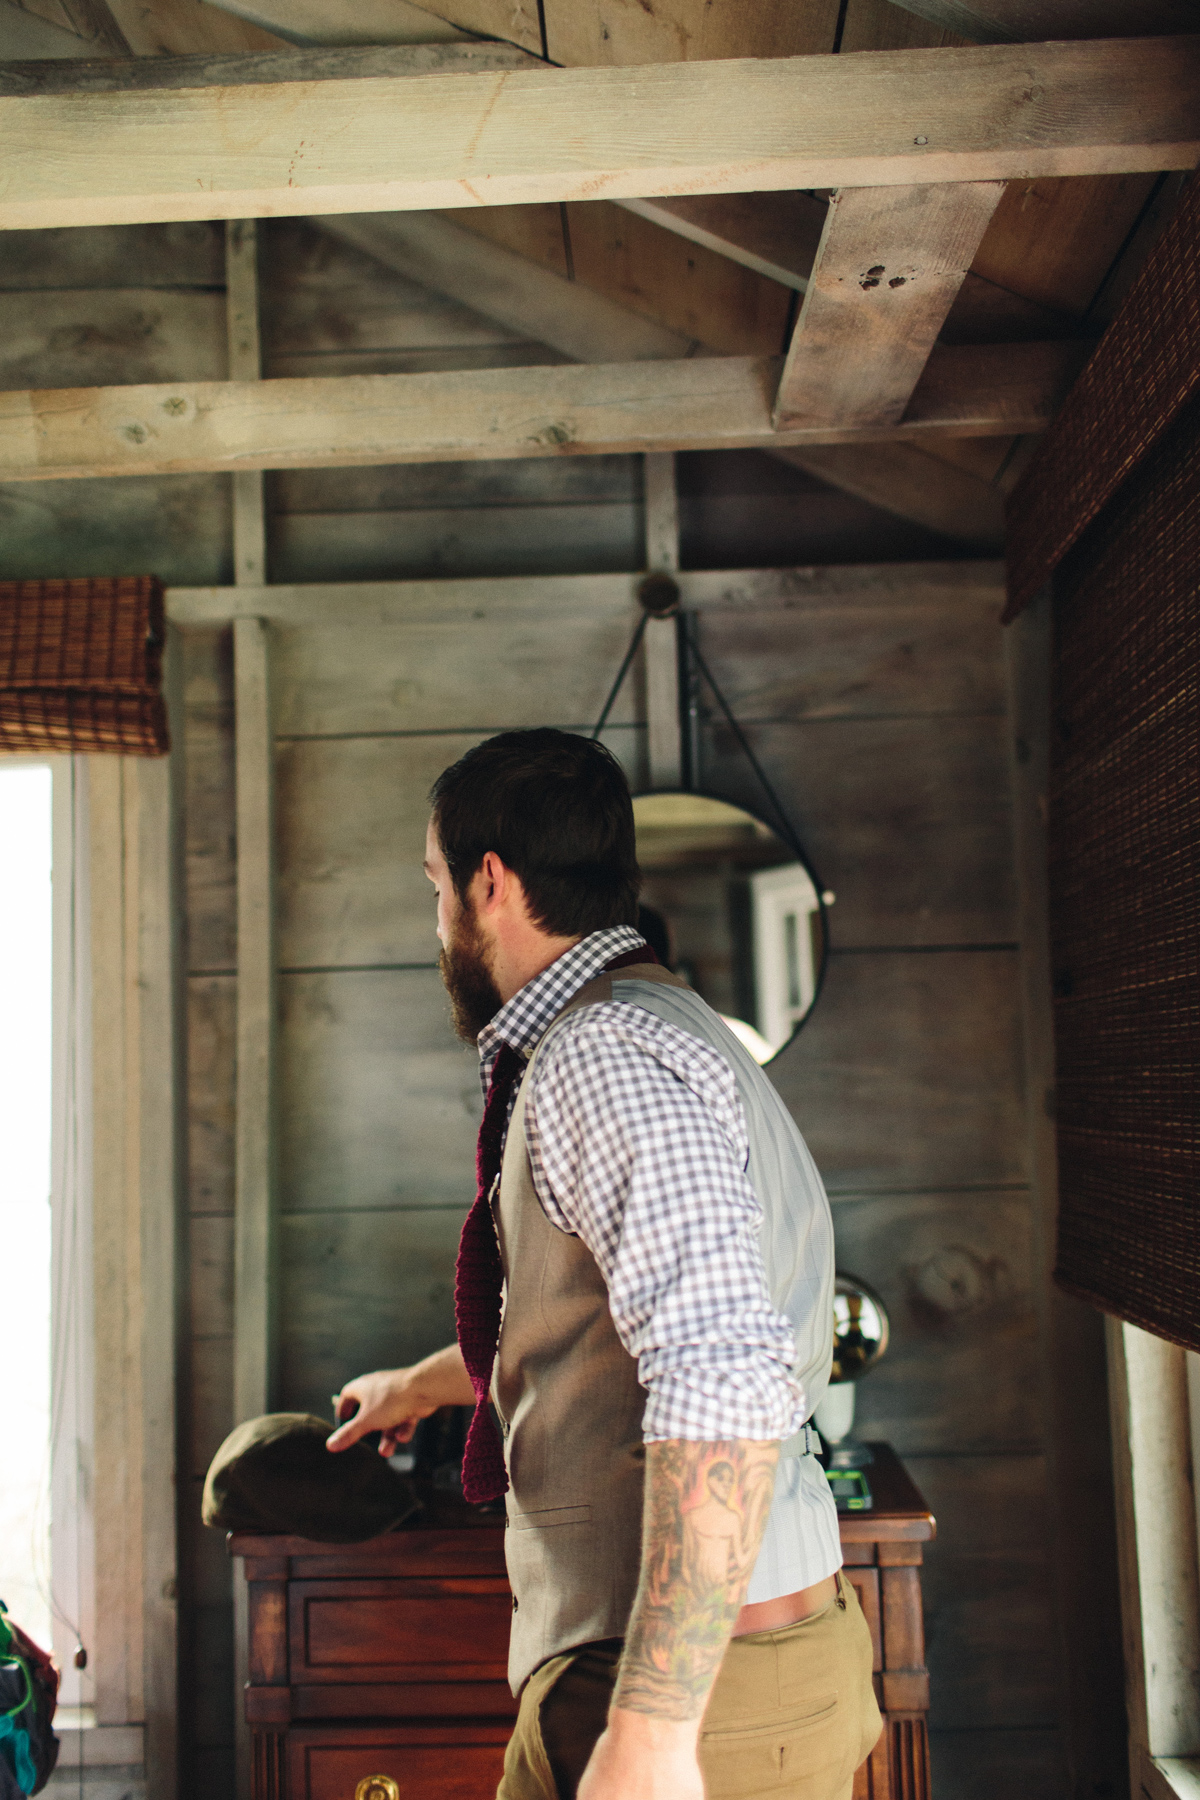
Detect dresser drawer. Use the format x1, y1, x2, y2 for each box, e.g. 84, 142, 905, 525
288, 1723, 510, 1800
289, 1579, 512, 1686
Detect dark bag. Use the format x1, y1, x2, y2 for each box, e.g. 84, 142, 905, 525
0, 1606, 58, 1797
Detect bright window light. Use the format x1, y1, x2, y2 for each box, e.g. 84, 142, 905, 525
0, 765, 54, 1648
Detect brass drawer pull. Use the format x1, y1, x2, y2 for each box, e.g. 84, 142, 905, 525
355, 1778, 400, 1800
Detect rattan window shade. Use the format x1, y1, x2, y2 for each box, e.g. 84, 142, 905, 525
1006, 178, 1200, 1350
1048, 394, 1200, 1350
0, 577, 169, 756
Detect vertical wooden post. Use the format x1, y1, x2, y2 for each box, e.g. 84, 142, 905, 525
642, 451, 682, 789
233, 616, 275, 1423
136, 632, 187, 1800
227, 217, 272, 1800
233, 615, 275, 1800
226, 219, 267, 586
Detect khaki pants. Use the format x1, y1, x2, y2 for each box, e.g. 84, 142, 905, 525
498, 1571, 882, 1800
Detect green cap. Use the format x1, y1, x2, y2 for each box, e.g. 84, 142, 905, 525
202, 1413, 420, 1543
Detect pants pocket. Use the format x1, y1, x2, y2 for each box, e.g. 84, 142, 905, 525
701, 1698, 844, 1799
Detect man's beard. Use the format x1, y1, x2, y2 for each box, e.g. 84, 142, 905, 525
439, 898, 503, 1044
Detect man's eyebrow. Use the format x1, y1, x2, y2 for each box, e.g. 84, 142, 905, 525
422, 860, 434, 875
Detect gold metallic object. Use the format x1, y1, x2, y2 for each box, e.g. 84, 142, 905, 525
355, 1777, 400, 1800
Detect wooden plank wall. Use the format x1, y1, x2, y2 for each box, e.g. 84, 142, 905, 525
0, 211, 1073, 1800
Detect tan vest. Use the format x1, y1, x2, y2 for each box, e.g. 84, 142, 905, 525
492, 963, 684, 1693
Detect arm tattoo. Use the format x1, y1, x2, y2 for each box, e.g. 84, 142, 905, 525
613, 1438, 780, 1722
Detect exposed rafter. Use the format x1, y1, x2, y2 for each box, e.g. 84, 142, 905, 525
319, 209, 1004, 541
0, 37, 1196, 231
774, 181, 1005, 430
0, 342, 1085, 480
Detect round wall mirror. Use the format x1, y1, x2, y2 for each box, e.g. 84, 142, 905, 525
829, 1273, 890, 1384
633, 790, 827, 1063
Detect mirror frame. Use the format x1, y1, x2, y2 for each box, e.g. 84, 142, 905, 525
632, 787, 831, 1061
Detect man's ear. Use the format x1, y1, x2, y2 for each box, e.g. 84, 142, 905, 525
476, 851, 509, 913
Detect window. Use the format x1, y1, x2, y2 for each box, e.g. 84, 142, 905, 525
0, 765, 53, 1649
0, 758, 94, 1716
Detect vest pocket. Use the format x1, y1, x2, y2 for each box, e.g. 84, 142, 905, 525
509, 1503, 594, 1530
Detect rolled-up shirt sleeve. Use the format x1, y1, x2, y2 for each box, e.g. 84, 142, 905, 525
524, 1004, 806, 1443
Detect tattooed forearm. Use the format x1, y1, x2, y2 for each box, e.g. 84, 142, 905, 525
613, 1438, 780, 1722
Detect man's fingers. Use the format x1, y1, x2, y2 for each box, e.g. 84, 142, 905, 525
326, 1414, 370, 1453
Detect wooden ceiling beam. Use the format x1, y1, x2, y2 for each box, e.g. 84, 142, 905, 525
774, 180, 1005, 430
330, 208, 1007, 542
0, 340, 1084, 479
1, 36, 1197, 232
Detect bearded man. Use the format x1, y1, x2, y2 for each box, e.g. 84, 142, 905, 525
328, 729, 880, 1800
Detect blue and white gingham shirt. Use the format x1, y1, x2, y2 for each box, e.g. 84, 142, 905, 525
477, 926, 806, 1444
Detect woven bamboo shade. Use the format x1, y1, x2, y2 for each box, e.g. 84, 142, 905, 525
1004, 178, 1200, 623
1048, 394, 1200, 1350
0, 576, 168, 755
1006, 178, 1200, 1349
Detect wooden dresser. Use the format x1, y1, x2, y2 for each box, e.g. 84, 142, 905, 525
230, 1443, 934, 1800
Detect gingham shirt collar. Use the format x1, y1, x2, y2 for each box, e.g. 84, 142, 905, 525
476, 924, 646, 1094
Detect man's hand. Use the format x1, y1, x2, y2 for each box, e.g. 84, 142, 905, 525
326, 1343, 474, 1455
576, 1437, 779, 1797
577, 1711, 704, 1800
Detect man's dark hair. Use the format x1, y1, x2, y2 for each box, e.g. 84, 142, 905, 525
429, 729, 640, 938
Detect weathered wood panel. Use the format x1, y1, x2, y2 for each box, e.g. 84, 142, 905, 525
275, 729, 642, 969
190, 1213, 235, 1341
260, 217, 538, 376
270, 454, 962, 582
769, 951, 1026, 1193
563, 198, 793, 357
691, 558, 1005, 719
702, 716, 1017, 948
279, 1208, 467, 1417
270, 502, 642, 583
972, 173, 1161, 317
187, 977, 236, 1216
0, 289, 226, 389
0, 220, 224, 289
278, 970, 480, 1215
905, 1454, 1058, 1731
680, 462, 959, 568
928, 1728, 1067, 1800
829, 1191, 1037, 1455
270, 610, 646, 736
190, 1332, 235, 1479
543, 0, 843, 66
271, 454, 642, 513
0, 473, 231, 584
275, 732, 482, 969
182, 627, 236, 973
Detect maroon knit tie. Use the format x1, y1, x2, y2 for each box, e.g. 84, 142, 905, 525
454, 944, 657, 1504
